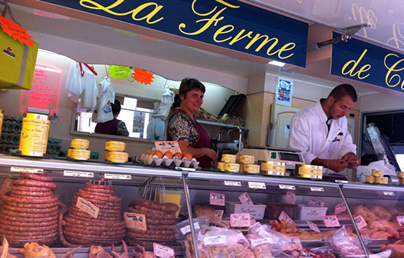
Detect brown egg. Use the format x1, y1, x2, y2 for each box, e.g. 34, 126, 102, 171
146, 150, 153, 155
183, 152, 192, 161
164, 151, 173, 159
154, 150, 163, 158
173, 152, 183, 159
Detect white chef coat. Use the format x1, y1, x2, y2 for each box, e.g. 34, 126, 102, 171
288, 101, 357, 174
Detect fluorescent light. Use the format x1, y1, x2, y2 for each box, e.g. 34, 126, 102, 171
268, 60, 286, 67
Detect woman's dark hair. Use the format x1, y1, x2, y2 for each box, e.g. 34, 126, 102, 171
179, 78, 205, 97
111, 99, 121, 115
328, 84, 358, 102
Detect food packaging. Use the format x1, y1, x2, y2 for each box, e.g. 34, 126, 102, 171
221, 154, 237, 163
105, 151, 128, 163
224, 162, 240, 172
105, 141, 126, 152
70, 138, 90, 149
372, 169, 384, 177
67, 148, 90, 160
238, 155, 255, 164
19, 111, 50, 157
240, 164, 260, 174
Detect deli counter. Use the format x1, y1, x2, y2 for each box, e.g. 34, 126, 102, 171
0, 155, 403, 257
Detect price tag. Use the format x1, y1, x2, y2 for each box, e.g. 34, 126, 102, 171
279, 184, 295, 190
248, 182, 266, 189
354, 215, 368, 230
76, 197, 99, 218
1, 237, 9, 258
306, 221, 321, 233
288, 237, 303, 251
308, 198, 325, 207
64, 170, 94, 178
203, 235, 227, 246
11, 167, 43, 173
310, 187, 324, 192
278, 210, 295, 225
224, 181, 241, 187
323, 215, 340, 227
383, 191, 395, 196
104, 173, 131, 180
210, 193, 225, 206
154, 141, 181, 155
213, 210, 224, 224
180, 222, 200, 235
124, 212, 147, 231
239, 192, 253, 205
396, 216, 404, 226
0, 178, 13, 196
153, 243, 175, 258
334, 202, 347, 215
286, 191, 296, 204
230, 213, 251, 227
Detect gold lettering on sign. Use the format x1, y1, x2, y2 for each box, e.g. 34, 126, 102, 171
384, 53, 404, 90
351, 4, 377, 37
387, 24, 404, 49
179, 0, 296, 60
80, 0, 164, 24
341, 49, 371, 79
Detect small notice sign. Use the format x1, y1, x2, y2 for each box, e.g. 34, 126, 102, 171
286, 191, 296, 204
154, 141, 181, 155
354, 215, 367, 230
224, 181, 241, 187
11, 167, 43, 173
396, 216, 404, 226
334, 202, 347, 215
104, 173, 131, 180
306, 220, 321, 233
76, 197, 99, 218
64, 170, 94, 178
308, 198, 325, 207
239, 192, 253, 205
279, 184, 295, 190
230, 213, 251, 227
288, 237, 303, 251
124, 212, 147, 231
323, 215, 340, 227
278, 210, 295, 225
210, 193, 225, 206
153, 243, 174, 258
248, 182, 266, 189
180, 222, 200, 235
214, 210, 224, 224
203, 235, 227, 246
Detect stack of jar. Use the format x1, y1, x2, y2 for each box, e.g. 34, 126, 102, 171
260, 160, 287, 176
398, 172, 404, 185
217, 154, 261, 174
295, 164, 323, 179
218, 154, 239, 172
68, 138, 91, 160
366, 169, 388, 184
105, 141, 128, 163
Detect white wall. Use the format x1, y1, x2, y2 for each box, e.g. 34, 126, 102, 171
360, 93, 404, 113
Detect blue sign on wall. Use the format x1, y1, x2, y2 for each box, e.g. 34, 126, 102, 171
38, 0, 308, 67
332, 32, 404, 93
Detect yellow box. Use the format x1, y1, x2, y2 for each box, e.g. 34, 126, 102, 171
372, 169, 384, 177
224, 162, 240, 172
221, 154, 237, 163
68, 148, 90, 160
238, 155, 255, 164
105, 141, 126, 152
105, 151, 128, 163
157, 190, 182, 217
241, 164, 260, 174
70, 138, 89, 149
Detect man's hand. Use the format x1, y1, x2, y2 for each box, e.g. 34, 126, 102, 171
328, 158, 349, 172
342, 152, 360, 169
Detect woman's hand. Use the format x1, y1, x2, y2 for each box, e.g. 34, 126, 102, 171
177, 140, 218, 168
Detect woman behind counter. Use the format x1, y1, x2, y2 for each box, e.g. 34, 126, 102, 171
166, 78, 218, 169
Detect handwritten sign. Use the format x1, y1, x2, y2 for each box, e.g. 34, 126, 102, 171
153, 243, 174, 258
286, 191, 296, 204
76, 197, 99, 218
214, 210, 224, 224
210, 193, 225, 206
0, 16, 35, 46
334, 202, 347, 215
354, 215, 367, 230
1, 237, 9, 258
239, 192, 253, 205
278, 210, 295, 225
124, 212, 147, 231
306, 221, 320, 233
308, 198, 325, 207
230, 213, 251, 227
396, 216, 404, 226
323, 215, 340, 227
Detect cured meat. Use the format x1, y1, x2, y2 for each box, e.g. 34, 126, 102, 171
13, 179, 56, 190
1, 194, 57, 204
20, 172, 53, 182
2, 200, 58, 209
1, 204, 58, 213
127, 231, 176, 241
128, 207, 176, 220
129, 199, 179, 213
0, 208, 58, 218
0, 214, 58, 223
11, 185, 53, 192
65, 236, 121, 245
0, 222, 57, 232
0, 218, 57, 227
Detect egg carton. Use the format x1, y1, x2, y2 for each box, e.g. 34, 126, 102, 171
139, 154, 200, 168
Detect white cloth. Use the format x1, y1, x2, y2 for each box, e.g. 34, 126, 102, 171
288, 101, 357, 174
93, 77, 115, 123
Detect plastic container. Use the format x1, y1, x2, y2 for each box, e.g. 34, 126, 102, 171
226, 201, 266, 220
265, 202, 297, 219
157, 190, 182, 217
297, 205, 328, 220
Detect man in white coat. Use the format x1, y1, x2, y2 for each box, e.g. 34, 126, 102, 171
288, 84, 360, 174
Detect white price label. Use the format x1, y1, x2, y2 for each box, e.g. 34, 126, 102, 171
306, 221, 321, 233
354, 215, 368, 230
124, 212, 147, 231
180, 222, 200, 235
278, 210, 295, 225
203, 235, 227, 246
224, 181, 241, 187
397, 216, 404, 226
153, 243, 174, 258
383, 191, 395, 196
11, 167, 43, 173
248, 182, 266, 189
64, 170, 94, 178
76, 197, 99, 218
310, 187, 324, 192
104, 173, 131, 180
239, 192, 253, 205
286, 191, 296, 204
279, 184, 295, 190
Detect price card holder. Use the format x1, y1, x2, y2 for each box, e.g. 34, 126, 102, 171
210, 193, 225, 206
323, 215, 340, 227
310, 187, 324, 192
104, 173, 131, 180
279, 184, 295, 190
153, 243, 174, 258
11, 167, 43, 173
278, 210, 295, 225
354, 215, 367, 230
239, 192, 253, 205
308, 198, 325, 207
334, 202, 347, 215
248, 182, 266, 189
224, 181, 241, 187
230, 213, 251, 227
76, 197, 99, 218
1, 238, 8, 258
306, 221, 320, 233
286, 191, 296, 204
396, 216, 404, 226
64, 170, 94, 178
124, 212, 147, 231
155, 141, 181, 154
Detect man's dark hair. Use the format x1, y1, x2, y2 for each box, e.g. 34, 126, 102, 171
328, 84, 358, 102
179, 78, 205, 97
111, 99, 121, 115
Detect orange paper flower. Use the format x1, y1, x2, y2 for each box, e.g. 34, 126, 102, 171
132, 68, 154, 85
0, 16, 35, 47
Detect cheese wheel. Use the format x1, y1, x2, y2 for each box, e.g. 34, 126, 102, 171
70, 138, 90, 149
105, 141, 126, 152
224, 162, 240, 172
68, 148, 90, 160
238, 155, 255, 164
221, 154, 237, 163
240, 164, 260, 174
105, 151, 129, 163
